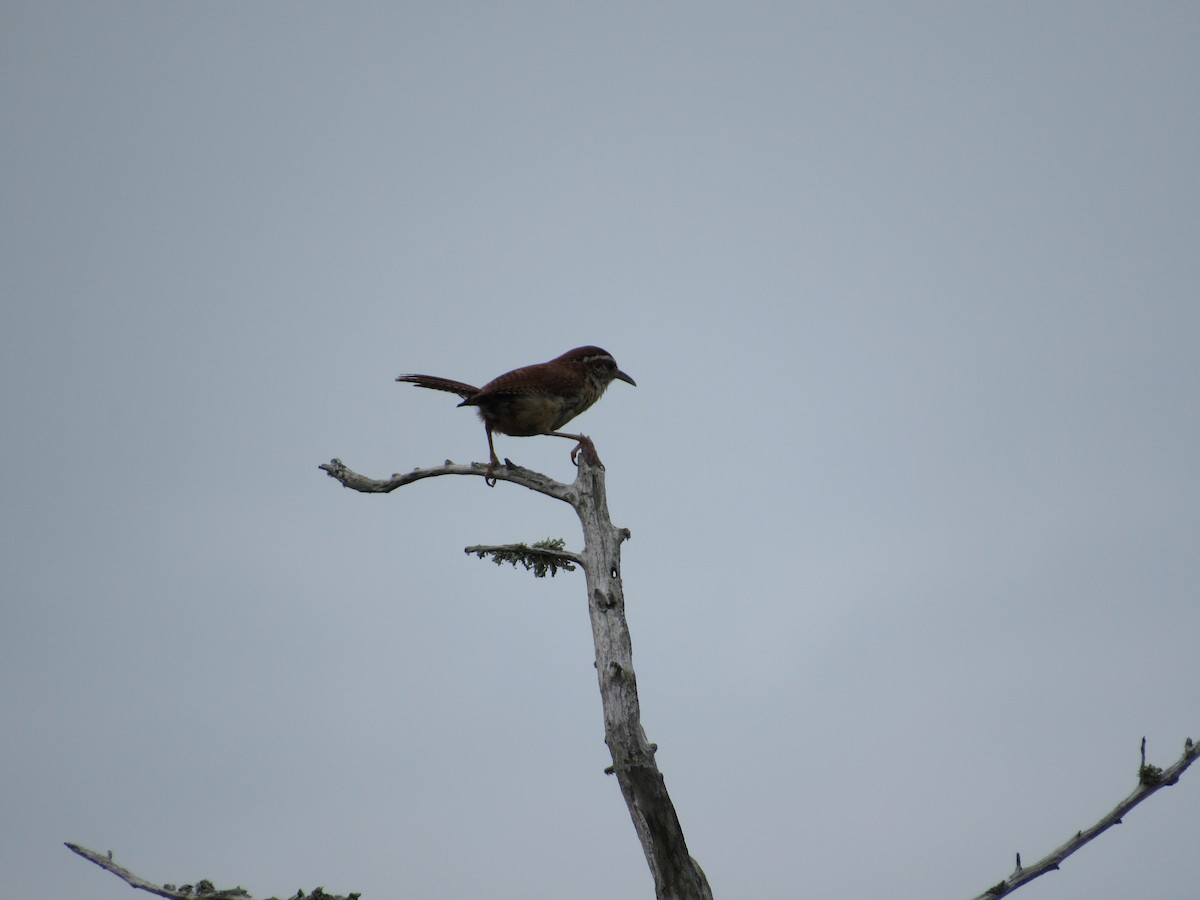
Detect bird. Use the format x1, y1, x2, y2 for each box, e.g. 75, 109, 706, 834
396, 346, 636, 484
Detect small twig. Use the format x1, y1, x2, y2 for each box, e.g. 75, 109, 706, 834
973, 735, 1199, 898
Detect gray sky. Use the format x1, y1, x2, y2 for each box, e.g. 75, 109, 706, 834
3, 4, 1198, 898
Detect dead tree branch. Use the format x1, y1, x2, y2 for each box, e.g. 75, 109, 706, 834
972, 736, 1199, 899
65, 843, 357, 900
65, 844, 245, 900
318, 457, 571, 502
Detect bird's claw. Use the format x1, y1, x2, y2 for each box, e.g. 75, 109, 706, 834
570, 437, 602, 468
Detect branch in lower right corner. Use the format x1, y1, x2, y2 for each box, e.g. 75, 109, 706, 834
971, 735, 1199, 900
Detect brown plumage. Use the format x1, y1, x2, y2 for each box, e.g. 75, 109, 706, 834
396, 346, 636, 484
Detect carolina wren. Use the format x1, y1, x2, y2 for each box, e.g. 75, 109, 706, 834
396, 346, 636, 484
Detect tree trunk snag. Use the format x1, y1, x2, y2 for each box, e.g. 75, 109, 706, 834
320, 453, 713, 900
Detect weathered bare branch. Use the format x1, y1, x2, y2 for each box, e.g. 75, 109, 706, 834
65, 844, 250, 900
66, 843, 358, 900
319, 457, 573, 503
971, 735, 1199, 899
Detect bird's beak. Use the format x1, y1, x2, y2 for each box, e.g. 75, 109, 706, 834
615, 370, 636, 387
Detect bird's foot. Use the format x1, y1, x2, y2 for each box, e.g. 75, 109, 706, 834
484, 453, 505, 487
570, 436, 603, 468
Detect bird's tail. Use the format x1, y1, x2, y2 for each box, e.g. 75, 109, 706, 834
395, 374, 480, 400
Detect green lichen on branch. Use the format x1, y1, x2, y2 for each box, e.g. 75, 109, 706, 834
266, 889, 360, 900
465, 538, 579, 577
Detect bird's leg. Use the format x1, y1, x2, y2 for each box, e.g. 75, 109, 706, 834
547, 431, 602, 468
484, 423, 501, 487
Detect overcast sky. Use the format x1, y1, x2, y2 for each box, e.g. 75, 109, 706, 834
3, 4, 1198, 899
